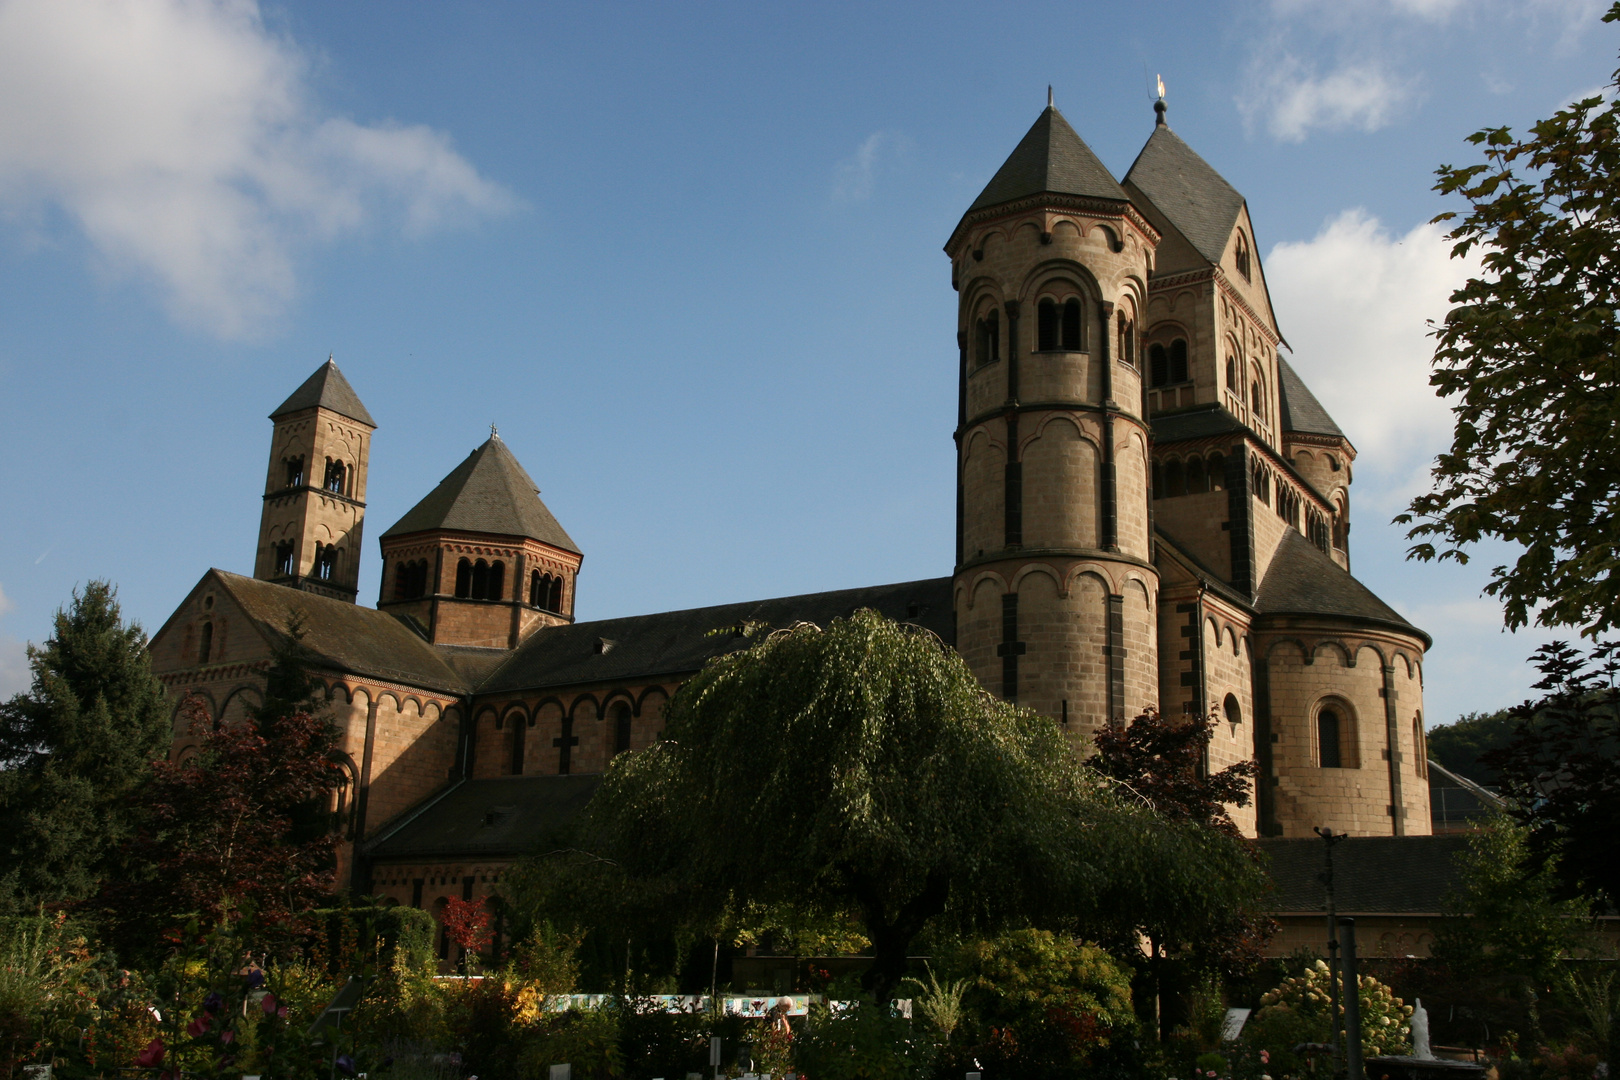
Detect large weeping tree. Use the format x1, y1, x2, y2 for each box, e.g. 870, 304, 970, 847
579, 609, 1265, 1003
1399, 2, 1620, 636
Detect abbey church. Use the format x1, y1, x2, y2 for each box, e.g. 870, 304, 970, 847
148, 101, 1435, 926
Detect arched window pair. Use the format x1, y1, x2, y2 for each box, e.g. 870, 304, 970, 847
975, 310, 1001, 367
1275, 485, 1301, 527
313, 545, 338, 582
1251, 462, 1273, 504
323, 458, 346, 495
454, 558, 505, 600
1151, 451, 1225, 499
1035, 298, 1084, 351
273, 541, 296, 576
1148, 339, 1189, 387
1306, 509, 1331, 552
393, 560, 430, 600
284, 456, 305, 488
528, 570, 564, 612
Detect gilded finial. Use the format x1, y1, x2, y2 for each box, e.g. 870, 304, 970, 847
1154, 74, 1167, 127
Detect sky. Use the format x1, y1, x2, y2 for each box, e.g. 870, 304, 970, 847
0, 0, 1612, 728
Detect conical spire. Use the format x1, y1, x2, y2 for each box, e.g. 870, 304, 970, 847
270, 357, 376, 427
967, 105, 1129, 213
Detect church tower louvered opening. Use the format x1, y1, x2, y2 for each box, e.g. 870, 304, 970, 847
255, 357, 376, 603
946, 102, 1161, 737
378, 432, 582, 649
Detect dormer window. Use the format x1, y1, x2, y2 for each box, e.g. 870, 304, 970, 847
324, 459, 346, 494
1235, 230, 1252, 282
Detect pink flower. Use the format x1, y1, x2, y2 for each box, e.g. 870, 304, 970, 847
260, 993, 278, 1015
135, 1038, 166, 1067
1261, 1051, 1271, 1064
221, 1031, 235, 1045
186, 1016, 209, 1037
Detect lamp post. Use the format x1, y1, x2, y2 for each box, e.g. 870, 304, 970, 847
1315, 826, 1348, 1066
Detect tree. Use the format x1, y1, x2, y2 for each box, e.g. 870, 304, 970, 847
575, 610, 1267, 1003
96, 684, 343, 959
0, 581, 171, 907
1426, 710, 1519, 786
1482, 640, 1620, 909
1085, 708, 1259, 838
1398, 3, 1620, 636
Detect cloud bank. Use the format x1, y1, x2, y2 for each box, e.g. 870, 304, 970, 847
1265, 209, 1478, 510
0, 0, 519, 338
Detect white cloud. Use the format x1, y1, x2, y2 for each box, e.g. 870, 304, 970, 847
832, 131, 908, 203
0, 583, 12, 619
1244, 56, 1413, 142
0, 0, 519, 338
1265, 209, 1479, 511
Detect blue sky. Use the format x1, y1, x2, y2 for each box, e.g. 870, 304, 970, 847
0, 0, 1612, 728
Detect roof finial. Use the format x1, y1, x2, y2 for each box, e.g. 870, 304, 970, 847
327, 351, 334, 364
1047, 85, 1054, 109
490, 423, 498, 438
1154, 74, 1167, 127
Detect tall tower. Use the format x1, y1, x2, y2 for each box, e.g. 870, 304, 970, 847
254, 358, 376, 602
948, 103, 1161, 735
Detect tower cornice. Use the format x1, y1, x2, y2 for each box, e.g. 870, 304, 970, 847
946, 193, 1161, 257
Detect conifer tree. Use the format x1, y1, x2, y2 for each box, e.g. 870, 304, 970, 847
0, 581, 170, 907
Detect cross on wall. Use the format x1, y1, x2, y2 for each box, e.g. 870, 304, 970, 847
553, 718, 579, 775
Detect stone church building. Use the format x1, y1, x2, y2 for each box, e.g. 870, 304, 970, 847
148, 101, 1433, 936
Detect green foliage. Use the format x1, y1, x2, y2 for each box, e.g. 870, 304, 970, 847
1399, 2, 1620, 636
0, 581, 170, 908
949, 929, 1135, 1039
1433, 813, 1593, 987
794, 998, 930, 1080
1484, 641, 1620, 908
572, 610, 1267, 1004
903, 964, 968, 1043
1427, 710, 1518, 785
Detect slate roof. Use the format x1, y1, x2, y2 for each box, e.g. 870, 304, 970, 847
1153, 528, 1255, 611
967, 106, 1129, 213
1123, 123, 1246, 266
1150, 404, 1248, 444
1277, 358, 1347, 440
211, 571, 469, 693
367, 775, 602, 860
478, 577, 954, 696
1259, 834, 1469, 914
270, 359, 376, 427
1255, 531, 1430, 645
381, 436, 580, 554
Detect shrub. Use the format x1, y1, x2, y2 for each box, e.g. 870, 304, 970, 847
1247, 959, 1412, 1073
